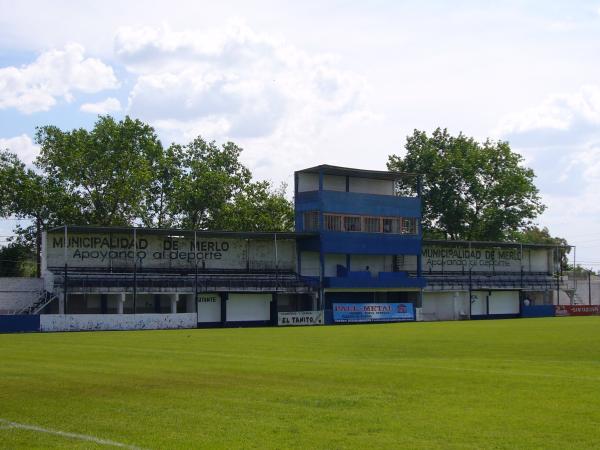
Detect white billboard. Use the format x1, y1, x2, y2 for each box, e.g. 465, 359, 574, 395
278, 310, 324, 326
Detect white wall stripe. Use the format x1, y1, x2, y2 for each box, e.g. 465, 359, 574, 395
0, 418, 146, 449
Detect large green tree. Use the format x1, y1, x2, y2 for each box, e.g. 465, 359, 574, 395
1, 116, 294, 276
35, 116, 165, 226
211, 181, 294, 232
388, 128, 546, 241
171, 137, 252, 229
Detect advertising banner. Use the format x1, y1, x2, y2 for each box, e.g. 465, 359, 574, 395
555, 305, 600, 316
333, 303, 414, 323
278, 311, 324, 326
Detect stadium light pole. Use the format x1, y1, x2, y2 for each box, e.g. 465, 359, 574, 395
63, 225, 68, 314
194, 230, 198, 307
133, 227, 137, 314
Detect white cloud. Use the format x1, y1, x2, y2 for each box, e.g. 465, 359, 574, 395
496, 85, 600, 270
117, 23, 372, 146
0, 43, 119, 114
495, 85, 600, 136
80, 97, 122, 114
0, 134, 40, 165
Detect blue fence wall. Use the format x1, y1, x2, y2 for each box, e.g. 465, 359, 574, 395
521, 305, 555, 318
0, 315, 40, 333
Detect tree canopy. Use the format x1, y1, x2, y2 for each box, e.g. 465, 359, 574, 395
388, 128, 546, 241
0, 116, 294, 271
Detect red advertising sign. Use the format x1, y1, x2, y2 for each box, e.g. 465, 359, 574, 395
555, 305, 600, 316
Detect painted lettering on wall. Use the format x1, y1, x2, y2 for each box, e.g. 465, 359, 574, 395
422, 246, 523, 271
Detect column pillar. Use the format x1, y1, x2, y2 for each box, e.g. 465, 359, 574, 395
453, 292, 459, 320
58, 292, 65, 314
220, 292, 228, 326
118, 293, 125, 314
186, 294, 195, 313
171, 293, 179, 314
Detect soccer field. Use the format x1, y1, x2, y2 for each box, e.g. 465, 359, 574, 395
1, 318, 599, 449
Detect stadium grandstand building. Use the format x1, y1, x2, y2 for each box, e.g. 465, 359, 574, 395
1, 165, 573, 331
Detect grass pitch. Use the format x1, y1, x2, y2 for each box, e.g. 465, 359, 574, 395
1, 317, 599, 449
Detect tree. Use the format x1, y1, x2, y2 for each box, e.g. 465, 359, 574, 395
35, 116, 165, 226
388, 128, 546, 241
1, 116, 295, 275
1, 149, 85, 276
171, 137, 252, 230
211, 182, 294, 232
0, 242, 35, 277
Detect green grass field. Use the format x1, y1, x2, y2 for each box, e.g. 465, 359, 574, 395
1, 317, 599, 449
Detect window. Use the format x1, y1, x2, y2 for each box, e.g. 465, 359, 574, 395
343, 216, 361, 232
382, 218, 402, 234
303, 211, 319, 231
364, 217, 381, 233
402, 217, 417, 234
324, 214, 343, 231
317, 213, 418, 235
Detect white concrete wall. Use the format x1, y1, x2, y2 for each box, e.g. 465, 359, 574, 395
323, 174, 346, 191
528, 249, 550, 272
421, 245, 552, 273
227, 293, 271, 322
556, 275, 600, 305
197, 294, 221, 322
0, 278, 44, 314
396, 254, 418, 272
471, 291, 488, 315
324, 254, 346, 277
300, 251, 320, 277
248, 238, 296, 271
422, 291, 469, 321
350, 254, 393, 275
297, 173, 319, 192
488, 291, 520, 314
39, 313, 197, 332
470, 290, 520, 315
349, 177, 394, 195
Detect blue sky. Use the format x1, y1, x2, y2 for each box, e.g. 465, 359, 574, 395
1, 0, 600, 270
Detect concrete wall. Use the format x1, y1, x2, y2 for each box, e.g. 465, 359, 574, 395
324, 254, 345, 277
40, 313, 197, 332
323, 175, 346, 192
227, 293, 271, 322
45, 231, 297, 272
557, 275, 600, 305
0, 278, 43, 314
297, 173, 319, 192
471, 290, 520, 315
348, 177, 394, 195
350, 254, 394, 275
421, 245, 551, 273
422, 291, 469, 321
300, 251, 320, 277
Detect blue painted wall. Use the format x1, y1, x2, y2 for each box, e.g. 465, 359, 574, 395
296, 190, 421, 218
319, 231, 421, 255
0, 315, 40, 333
521, 305, 555, 318
294, 168, 426, 291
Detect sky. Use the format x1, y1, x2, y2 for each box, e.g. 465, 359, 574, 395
1, 0, 600, 270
